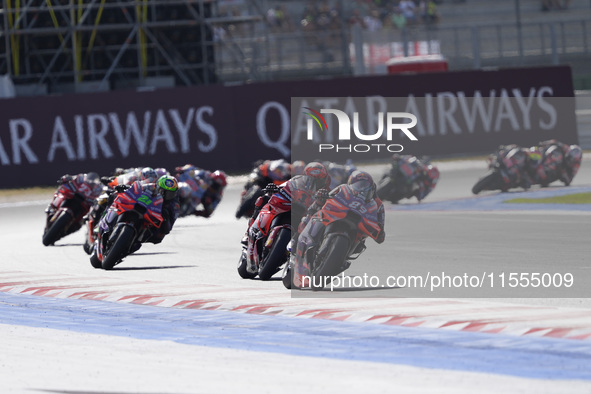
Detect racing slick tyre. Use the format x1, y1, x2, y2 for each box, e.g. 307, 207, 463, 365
258, 228, 291, 281
472, 171, 501, 195
311, 234, 350, 291
89, 247, 102, 269
281, 264, 292, 289
101, 226, 134, 270
42, 211, 72, 246
237, 248, 257, 279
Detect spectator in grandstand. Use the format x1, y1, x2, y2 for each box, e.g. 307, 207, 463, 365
399, 0, 418, 24
420, 0, 440, 27
349, 9, 368, 29
390, 6, 408, 30
364, 9, 383, 31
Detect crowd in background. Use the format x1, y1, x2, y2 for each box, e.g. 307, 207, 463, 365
260, 0, 444, 33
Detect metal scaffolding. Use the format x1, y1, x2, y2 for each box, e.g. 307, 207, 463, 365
0, 0, 264, 94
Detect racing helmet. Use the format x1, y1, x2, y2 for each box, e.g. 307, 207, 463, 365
304, 162, 329, 189
177, 182, 192, 200
292, 160, 306, 176
347, 170, 376, 202
141, 167, 158, 183
565, 145, 583, 175
155, 167, 169, 178
269, 160, 291, 181
426, 165, 440, 185
211, 170, 228, 190
157, 175, 179, 201
86, 172, 100, 185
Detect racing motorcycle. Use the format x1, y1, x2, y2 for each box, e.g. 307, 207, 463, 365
237, 198, 291, 281
237, 177, 315, 281
43, 174, 103, 246
283, 185, 381, 290
175, 169, 209, 217
235, 162, 290, 219
472, 145, 527, 194
90, 182, 163, 270
377, 155, 434, 203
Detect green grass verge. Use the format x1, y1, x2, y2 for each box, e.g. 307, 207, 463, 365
505, 192, 591, 204
0, 186, 55, 197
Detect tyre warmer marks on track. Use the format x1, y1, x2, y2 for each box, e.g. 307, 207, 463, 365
1, 270, 591, 341
2, 292, 591, 381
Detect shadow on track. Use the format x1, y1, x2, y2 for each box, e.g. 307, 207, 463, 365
111, 265, 195, 271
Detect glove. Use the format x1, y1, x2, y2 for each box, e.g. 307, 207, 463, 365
57, 174, 71, 184
101, 176, 113, 186
114, 184, 129, 192
314, 188, 329, 204
263, 183, 280, 195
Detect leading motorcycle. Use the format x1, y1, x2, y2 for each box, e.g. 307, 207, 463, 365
284, 184, 382, 290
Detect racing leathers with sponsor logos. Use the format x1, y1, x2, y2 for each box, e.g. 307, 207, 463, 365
243, 162, 331, 274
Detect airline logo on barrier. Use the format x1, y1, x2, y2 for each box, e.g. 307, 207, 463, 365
304, 107, 418, 153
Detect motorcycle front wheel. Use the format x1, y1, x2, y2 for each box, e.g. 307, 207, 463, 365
311, 234, 350, 291
101, 225, 135, 270
42, 211, 73, 246
237, 248, 257, 279
258, 228, 291, 281
472, 171, 501, 195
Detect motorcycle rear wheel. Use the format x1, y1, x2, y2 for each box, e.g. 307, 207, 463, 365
101, 226, 134, 270
42, 211, 72, 246
258, 228, 291, 281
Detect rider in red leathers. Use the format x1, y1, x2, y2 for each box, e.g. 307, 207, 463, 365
242, 162, 331, 276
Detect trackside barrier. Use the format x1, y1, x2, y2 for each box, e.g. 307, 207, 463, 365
0, 65, 577, 188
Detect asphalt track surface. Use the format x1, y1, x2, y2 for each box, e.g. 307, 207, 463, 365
1, 159, 591, 393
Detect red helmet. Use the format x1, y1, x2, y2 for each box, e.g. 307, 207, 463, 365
426, 165, 440, 184
211, 170, 227, 188
304, 162, 329, 189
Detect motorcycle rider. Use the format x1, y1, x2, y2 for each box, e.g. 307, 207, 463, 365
174, 164, 227, 217
48, 172, 103, 236
194, 170, 228, 218
242, 162, 331, 275
144, 175, 180, 245
293, 170, 386, 287
245, 158, 292, 190
84, 167, 159, 253
114, 175, 180, 254
531, 139, 583, 186
323, 160, 357, 189
497, 145, 532, 190
388, 154, 440, 201
102, 167, 158, 188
